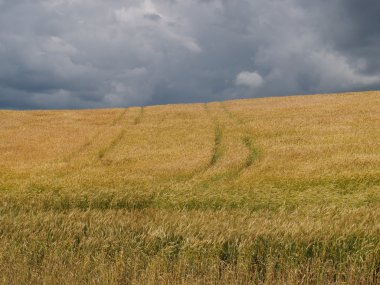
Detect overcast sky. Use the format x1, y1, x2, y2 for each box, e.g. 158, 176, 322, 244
0, 0, 379, 109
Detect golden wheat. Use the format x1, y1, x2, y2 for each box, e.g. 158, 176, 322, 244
0, 91, 380, 284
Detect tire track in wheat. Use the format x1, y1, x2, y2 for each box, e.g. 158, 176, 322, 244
186, 102, 253, 183
181, 104, 224, 182
98, 107, 144, 161
220, 103, 261, 175
52, 109, 129, 179
63, 108, 128, 163
134, 107, 144, 125
205, 104, 224, 167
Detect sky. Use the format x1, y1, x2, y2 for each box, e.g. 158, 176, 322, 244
0, 0, 379, 109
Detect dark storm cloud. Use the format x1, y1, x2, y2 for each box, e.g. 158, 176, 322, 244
0, 0, 379, 109
307, 0, 380, 76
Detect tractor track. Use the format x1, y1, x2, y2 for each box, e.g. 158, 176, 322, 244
204, 104, 224, 167
134, 107, 144, 125
63, 108, 128, 163
220, 102, 261, 175
180, 104, 225, 182
98, 107, 144, 161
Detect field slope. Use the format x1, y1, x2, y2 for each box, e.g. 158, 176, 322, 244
0, 91, 380, 284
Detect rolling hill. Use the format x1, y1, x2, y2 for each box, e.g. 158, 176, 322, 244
1, 91, 380, 284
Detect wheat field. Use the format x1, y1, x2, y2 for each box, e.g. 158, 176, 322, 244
0, 91, 380, 284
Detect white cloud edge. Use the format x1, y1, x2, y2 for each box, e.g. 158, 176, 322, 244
235, 71, 264, 88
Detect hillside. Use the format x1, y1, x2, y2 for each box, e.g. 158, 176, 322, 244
1, 91, 380, 284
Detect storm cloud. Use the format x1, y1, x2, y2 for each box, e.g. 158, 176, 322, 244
0, 0, 379, 109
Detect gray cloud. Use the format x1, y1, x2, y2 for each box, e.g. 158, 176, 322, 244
0, 0, 379, 109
